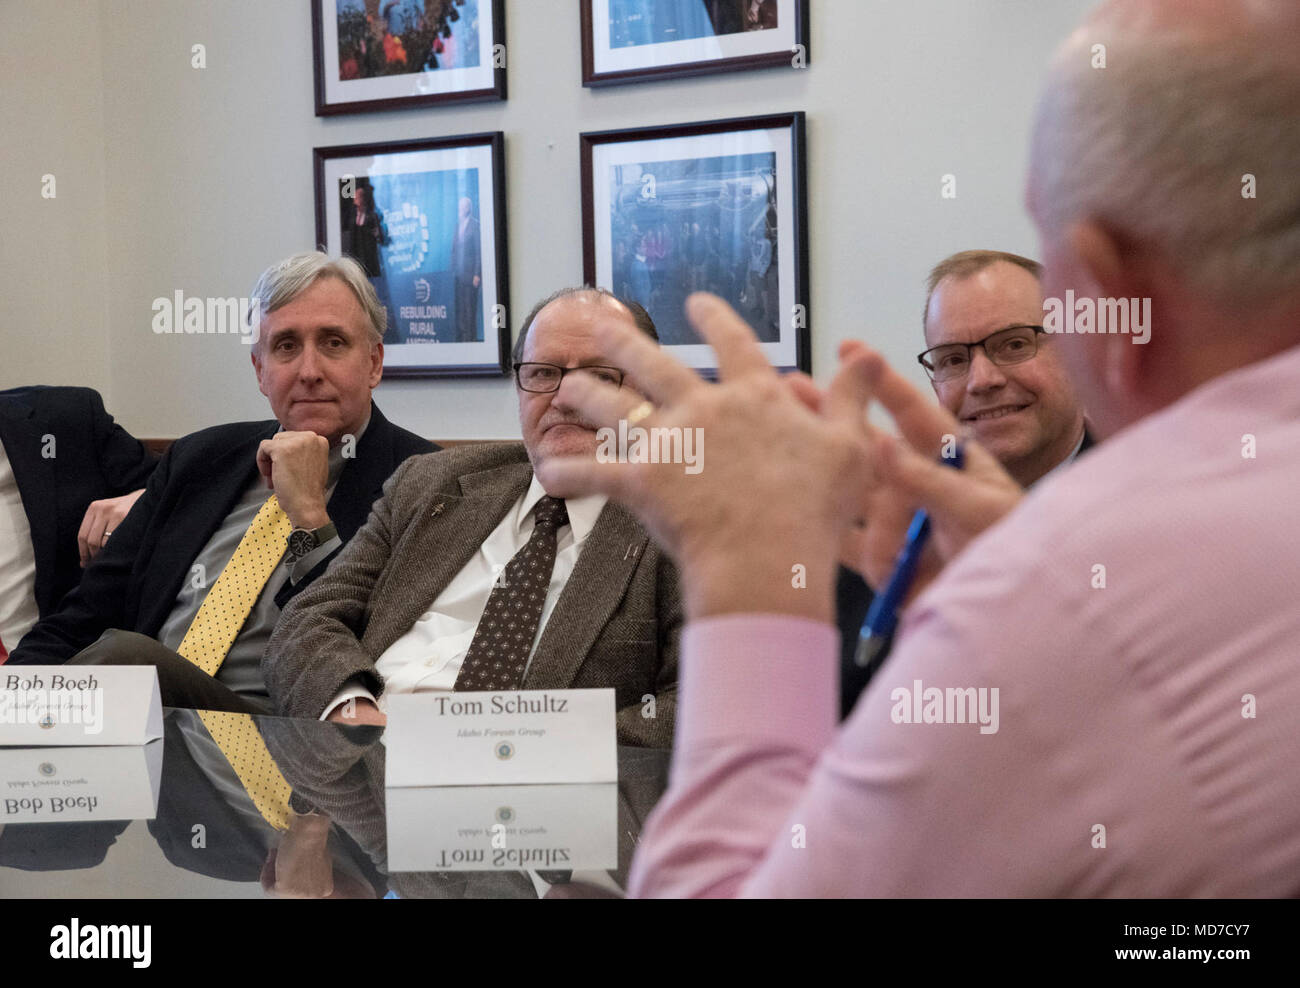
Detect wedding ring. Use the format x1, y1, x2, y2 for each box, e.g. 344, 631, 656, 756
626, 400, 655, 427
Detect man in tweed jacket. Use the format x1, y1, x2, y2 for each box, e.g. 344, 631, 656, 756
265, 289, 680, 747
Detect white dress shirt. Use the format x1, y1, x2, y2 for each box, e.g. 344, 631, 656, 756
0, 441, 40, 649
323, 477, 607, 717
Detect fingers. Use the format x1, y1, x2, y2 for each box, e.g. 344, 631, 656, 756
823, 345, 881, 432
77, 503, 102, 567
783, 372, 823, 414
535, 455, 638, 505
556, 372, 645, 431
877, 434, 992, 517
595, 311, 700, 406
685, 293, 774, 381
257, 441, 274, 488
869, 353, 963, 456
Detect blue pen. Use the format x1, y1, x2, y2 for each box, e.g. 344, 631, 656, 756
853, 442, 965, 670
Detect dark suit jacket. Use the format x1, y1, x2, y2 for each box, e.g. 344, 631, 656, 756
450, 216, 481, 282
836, 427, 1097, 717
9, 403, 432, 665
265, 443, 681, 747
0, 386, 157, 619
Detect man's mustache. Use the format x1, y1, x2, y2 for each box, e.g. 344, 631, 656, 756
542, 415, 599, 432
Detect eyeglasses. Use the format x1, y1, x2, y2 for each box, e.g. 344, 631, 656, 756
917, 325, 1046, 383
513, 362, 625, 393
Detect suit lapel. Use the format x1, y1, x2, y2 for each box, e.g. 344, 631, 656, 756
524, 502, 648, 689
328, 402, 395, 543
0, 396, 59, 599
371, 461, 534, 656
139, 425, 273, 634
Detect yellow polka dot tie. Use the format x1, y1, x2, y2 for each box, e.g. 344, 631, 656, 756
196, 710, 293, 830
178, 493, 295, 831
177, 493, 293, 677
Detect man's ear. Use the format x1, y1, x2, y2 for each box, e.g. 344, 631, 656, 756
368, 341, 384, 389
251, 347, 269, 398
1067, 220, 1155, 406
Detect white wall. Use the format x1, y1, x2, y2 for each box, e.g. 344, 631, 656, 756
2, 0, 1097, 439
0, 0, 111, 394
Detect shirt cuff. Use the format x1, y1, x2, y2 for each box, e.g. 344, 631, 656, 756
678, 613, 839, 754
287, 534, 342, 585
321, 680, 378, 721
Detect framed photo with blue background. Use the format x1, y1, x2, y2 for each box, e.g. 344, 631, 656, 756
581, 0, 808, 87
313, 0, 505, 115
581, 112, 809, 375
314, 133, 510, 378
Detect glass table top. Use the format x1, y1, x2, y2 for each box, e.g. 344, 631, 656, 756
0, 708, 669, 899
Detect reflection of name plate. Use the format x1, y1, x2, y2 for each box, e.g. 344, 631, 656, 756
0, 741, 164, 823
385, 689, 616, 787
0, 666, 163, 747
386, 783, 617, 873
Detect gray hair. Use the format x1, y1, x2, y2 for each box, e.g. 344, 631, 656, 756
249, 251, 386, 347
1029, 11, 1300, 307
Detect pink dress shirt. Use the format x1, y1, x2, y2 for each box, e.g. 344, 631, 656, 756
630, 343, 1300, 897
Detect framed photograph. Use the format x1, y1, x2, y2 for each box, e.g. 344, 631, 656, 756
581, 112, 809, 375
314, 133, 510, 378
581, 0, 807, 87
312, 0, 505, 115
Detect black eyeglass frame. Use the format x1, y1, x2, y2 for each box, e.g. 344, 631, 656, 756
916, 325, 1047, 382
512, 361, 626, 393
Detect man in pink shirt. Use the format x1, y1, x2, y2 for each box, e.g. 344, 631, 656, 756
537, 0, 1300, 896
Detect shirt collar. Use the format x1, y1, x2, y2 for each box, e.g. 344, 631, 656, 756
1035, 426, 1087, 486
516, 473, 606, 545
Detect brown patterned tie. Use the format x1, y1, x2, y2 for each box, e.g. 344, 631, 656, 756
454, 496, 568, 692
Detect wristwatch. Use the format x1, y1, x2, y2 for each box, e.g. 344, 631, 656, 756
287, 521, 337, 560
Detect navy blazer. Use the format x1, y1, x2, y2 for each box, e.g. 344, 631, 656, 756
835, 428, 1096, 718
9, 402, 433, 665
0, 386, 158, 619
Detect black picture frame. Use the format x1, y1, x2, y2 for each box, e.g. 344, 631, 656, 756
314, 132, 511, 378
312, 0, 506, 116
581, 112, 810, 375
581, 0, 808, 88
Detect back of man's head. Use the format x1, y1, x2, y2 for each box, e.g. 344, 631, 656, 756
1026, 0, 1300, 435
1030, 0, 1300, 308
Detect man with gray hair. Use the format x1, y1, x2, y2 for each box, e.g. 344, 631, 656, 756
265, 286, 681, 749
10, 252, 434, 716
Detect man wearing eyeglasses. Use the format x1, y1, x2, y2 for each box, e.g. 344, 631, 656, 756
918, 250, 1088, 487
265, 287, 681, 750
837, 250, 1091, 715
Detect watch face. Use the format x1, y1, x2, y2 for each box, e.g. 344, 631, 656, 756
288, 529, 316, 558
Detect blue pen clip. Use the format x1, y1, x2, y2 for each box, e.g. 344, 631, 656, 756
853, 441, 965, 669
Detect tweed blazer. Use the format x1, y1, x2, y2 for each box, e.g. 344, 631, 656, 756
265, 443, 680, 746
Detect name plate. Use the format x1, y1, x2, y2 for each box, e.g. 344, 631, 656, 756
0, 666, 163, 747
385, 689, 617, 787
386, 783, 618, 872
0, 740, 164, 823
